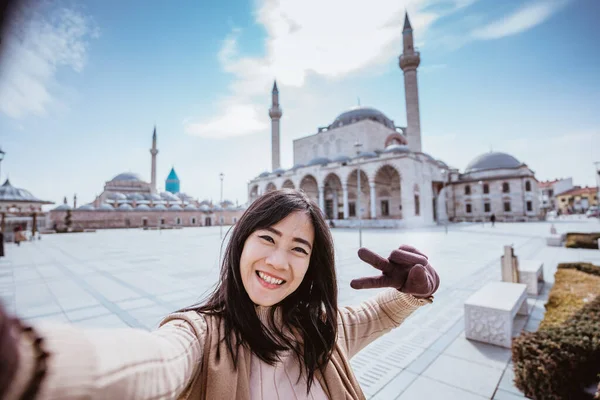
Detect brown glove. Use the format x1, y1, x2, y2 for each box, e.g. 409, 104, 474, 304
350, 244, 440, 298
0, 301, 19, 399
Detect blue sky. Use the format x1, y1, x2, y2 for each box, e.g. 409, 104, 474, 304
0, 0, 598, 208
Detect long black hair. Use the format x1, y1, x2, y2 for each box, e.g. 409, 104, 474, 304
179, 189, 338, 392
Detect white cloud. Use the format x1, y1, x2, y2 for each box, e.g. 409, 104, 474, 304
184, 0, 472, 138
471, 0, 567, 40
0, 5, 98, 119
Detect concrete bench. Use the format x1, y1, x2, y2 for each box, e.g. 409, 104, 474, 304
546, 234, 563, 246
465, 282, 529, 348
518, 260, 544, 295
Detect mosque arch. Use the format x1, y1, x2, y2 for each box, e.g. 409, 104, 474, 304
299, 175, 319, 205
347, 169, 371, 219
282, 179, 295, 189
265, 182, 277, 192
249, 185, 259, 203
323, 172, 343, 219
384, 133, 408, 147
373, 164, 402, 219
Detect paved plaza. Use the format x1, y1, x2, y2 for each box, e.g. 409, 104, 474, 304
1, 217, 599, 399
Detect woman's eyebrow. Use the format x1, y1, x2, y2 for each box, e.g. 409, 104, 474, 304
264, 227, 312, 250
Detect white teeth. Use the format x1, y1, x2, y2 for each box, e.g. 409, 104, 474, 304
258, 271, 283, 285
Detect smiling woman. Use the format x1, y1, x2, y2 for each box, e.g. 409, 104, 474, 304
0, 189, 440, 400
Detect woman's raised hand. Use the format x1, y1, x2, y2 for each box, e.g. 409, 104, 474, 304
350, 245, 440, 298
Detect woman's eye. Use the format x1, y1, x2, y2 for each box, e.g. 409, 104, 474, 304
259, 235, 274, 243
293, 247, 309, 255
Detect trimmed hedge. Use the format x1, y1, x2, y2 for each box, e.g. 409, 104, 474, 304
565, 232, 600, 249
540, 266, 600, 330
512, 295, 600, 399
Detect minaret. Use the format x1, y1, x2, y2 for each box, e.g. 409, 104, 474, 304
150, 126, 158, 194
268, 80, 282, 171
399, 12, 422, 153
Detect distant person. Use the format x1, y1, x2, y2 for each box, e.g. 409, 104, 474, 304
0, 189, 439, 399
490, 213, 496, 227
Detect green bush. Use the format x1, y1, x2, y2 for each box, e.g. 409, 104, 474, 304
512, 295, 600, 399
565, 232, 600, 249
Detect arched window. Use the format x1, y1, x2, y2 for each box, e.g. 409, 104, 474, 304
464, 185, 471, 195
525, 181, 531, 192
502, 182, 510, 193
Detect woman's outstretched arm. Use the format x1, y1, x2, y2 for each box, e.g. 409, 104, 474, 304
3, 306, 206, 400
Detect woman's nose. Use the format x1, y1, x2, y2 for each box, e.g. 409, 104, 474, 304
265, 248, 288, 270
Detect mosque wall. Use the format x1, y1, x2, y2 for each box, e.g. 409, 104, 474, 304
48, 209, 245, 230
292, 120, 400, 165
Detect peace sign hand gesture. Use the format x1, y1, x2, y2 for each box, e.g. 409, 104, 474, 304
350, 245, 440, 298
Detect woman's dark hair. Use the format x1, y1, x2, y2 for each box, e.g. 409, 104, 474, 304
179, 188, 338, 392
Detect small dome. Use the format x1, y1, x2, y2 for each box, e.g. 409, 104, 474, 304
169, 204, 183, 211
273, 168, 286, 175
291, 164, 305, 170
127, 193, 145, 201
465, 152, 522, 173
213, 205, 223, 211
110, 172, 143, 182
54, 204, 72, 211
160, 192, 180, 201
307, 157, 330, 166
355, 151, 378, 159
421, 153, 436, 162
153, 204, 167, 210
332, 155, 351, 163
135, 204, 151, 211
383, 144, 410, 154
437, 159, 449, 169
330, 106, 395, 130
118, 203, 133, 210
184, 204, 197, 210
77, 204, 95, 211
98, 203, 115, 211
107, 192, 127, 201
199, 204, 211, 212
259, 171, 270, 178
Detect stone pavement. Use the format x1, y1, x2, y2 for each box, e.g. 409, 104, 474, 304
1, 217, 599, 399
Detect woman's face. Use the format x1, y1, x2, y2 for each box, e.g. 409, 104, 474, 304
240, 211, 315, 307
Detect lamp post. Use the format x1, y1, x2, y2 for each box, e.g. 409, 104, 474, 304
440, 169, 448, 234
478, 180, 484, 227
0, 147, 5, 183
595, 162, 600, 223
219, 172, 224, 239
354, 141, 363, 248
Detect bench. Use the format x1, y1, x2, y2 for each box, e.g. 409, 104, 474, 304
518, 260, 544, 295
546, 234, 563, 246
464, 282, 529, 348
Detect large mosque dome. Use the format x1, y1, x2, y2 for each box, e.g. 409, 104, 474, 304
329, 106, 395, 130
110, 172, 143, 182
465, 152, 522, 173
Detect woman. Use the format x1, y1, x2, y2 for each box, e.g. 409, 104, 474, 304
0, 189, 439, 400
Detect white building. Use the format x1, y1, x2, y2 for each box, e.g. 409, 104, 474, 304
248, 13, 541, 227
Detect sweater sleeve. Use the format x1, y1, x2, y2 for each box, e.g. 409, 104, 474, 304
337, 289, 430, 358
5, 311, 206, 400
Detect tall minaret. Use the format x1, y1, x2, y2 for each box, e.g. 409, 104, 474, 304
150, 126, 158, 194
399, 12, 422, 153
269, 80, 282, 171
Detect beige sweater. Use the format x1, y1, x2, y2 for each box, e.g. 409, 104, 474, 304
6, 289, 428, 399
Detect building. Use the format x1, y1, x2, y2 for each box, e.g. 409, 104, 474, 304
0, 179, 53, 241
555, 186, 598, 214
248, 13, 540, 227
49, 128, 245, 230
538, 178, 573, 212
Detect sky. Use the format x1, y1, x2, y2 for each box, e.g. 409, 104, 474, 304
0, 0, 598, 209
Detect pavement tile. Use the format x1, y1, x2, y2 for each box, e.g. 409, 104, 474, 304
371, 370, 418, 400
398, 376, 486, 400
493, 389, 526, 399
443, 333, 512, 370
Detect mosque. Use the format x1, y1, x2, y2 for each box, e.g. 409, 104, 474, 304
248, 13, 541, 227
48, 127, 245, 231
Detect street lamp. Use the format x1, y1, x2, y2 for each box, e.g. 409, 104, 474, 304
595, 162, 600, 223
478, 180, 484, 227
219, 172, 224, 239
354, 140, 363, 247
0, 147, 5, 183
440, 169, 448, 234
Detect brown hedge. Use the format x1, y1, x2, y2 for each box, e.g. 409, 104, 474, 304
565, 232, 600, 249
